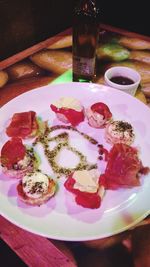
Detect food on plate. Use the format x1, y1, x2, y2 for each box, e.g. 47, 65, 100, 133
0, 92, 149, 211
17, 171, 57, 205
118, 37, 150, 50
100, 143, 149, 189
64, 169, 105, 209
105, 120, 135, 145
30, 50, 72, 74
96, 43, 130, 62
0, 137, 40, 178
0, 70, 8, 88
6, 111, 41, 139
6, 60, 43, 81
86, 102, 112, 128
47, 35, 72, 49
34, 124, 98, 177
129, 51, 150, 65
98, 144, 109, 161
50, 97, 85, 126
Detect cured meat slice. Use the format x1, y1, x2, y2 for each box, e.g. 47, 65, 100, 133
50, 104, 84, 126
100, 143, 148, 189
6, 111, 38, 138
1, 138, 40, 178
91, 102, 112, 120
0, 137, 26, 169
50, 96, 85, 126
86, 102, 112, 128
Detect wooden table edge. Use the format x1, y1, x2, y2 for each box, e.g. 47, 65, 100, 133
0, 216, 77, 267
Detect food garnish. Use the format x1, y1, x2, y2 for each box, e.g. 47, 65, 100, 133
0, 137, 40, 178
50, 97, 85, 126
86, 102, 112, 128
17, 170, 57, 206
64, 169, 105, 209
105, 120, 135, 145
100, 143, 149, 189
6, 111, 40, 139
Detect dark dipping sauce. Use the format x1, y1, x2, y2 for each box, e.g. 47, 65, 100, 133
110, 76, 134, 85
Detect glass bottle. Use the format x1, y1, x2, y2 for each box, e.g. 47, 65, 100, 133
73, 0, 99, 82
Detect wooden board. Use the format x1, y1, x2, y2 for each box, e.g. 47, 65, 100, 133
0, 216, 77, 267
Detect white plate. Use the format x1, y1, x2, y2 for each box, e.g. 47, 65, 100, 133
0, 82, 150, 241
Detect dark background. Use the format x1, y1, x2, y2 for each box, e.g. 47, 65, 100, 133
0, 0, 149, 61
99, 1, 149, 37
0, 0, 73, 61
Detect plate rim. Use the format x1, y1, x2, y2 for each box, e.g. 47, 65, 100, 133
0, 82, 150, 241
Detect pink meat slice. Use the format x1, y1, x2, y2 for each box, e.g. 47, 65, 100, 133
50, 104, 84, 126
6, 111, 37, 138
1, 137, 26, 169
100, 143, 147, 189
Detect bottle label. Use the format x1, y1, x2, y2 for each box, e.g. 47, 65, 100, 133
73, 56, 95, 76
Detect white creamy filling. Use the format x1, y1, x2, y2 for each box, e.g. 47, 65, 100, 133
22, 172, 49, 199
73, 169, 100, 193
108, 121, 133, 141
17, 155, 30, 168
53, 97, 82, 111
87, 108, 104, 121
86, 108, 106, 128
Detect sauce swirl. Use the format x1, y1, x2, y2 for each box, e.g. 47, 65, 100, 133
33, 125, 99, 177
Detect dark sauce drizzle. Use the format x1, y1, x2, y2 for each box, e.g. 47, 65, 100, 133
33, 124, 101, 177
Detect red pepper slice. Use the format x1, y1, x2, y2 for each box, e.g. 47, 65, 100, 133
91, 102, 112, 120
50, 104, 84, 126
64, 175, 101, 209
75, 191, 101, 209
0, 137, 26, 169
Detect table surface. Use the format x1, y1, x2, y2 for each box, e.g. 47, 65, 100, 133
0, 25, 150, 267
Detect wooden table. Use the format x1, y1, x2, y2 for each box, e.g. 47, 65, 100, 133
0, 25, 150, 267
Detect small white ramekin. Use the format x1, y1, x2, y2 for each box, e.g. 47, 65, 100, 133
104, 66, 141, 96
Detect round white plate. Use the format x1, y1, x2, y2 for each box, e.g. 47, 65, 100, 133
0, 82, 150, 241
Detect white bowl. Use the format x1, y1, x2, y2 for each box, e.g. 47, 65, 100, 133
104, 66, 141, 96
